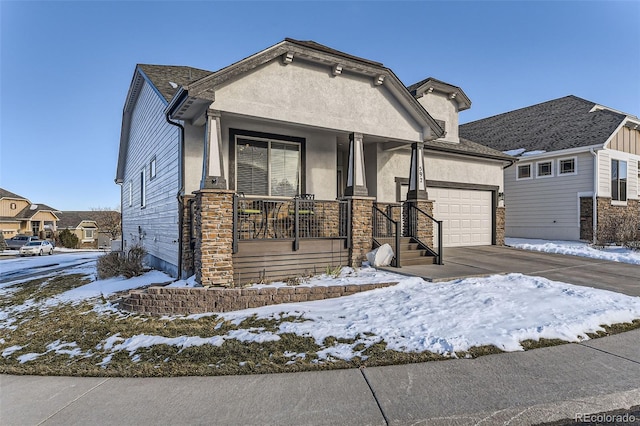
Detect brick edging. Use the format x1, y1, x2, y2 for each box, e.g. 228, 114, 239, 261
120, 282, 398, 315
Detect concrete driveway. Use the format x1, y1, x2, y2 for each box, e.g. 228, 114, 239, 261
383, 245, 640, 297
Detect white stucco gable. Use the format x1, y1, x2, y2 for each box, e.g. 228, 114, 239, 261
409, 78, 471, 144
213, 59, 425, 142
169, 39, 444, 143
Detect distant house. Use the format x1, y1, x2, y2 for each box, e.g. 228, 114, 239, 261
0, 188, 59, 239
116, 38, 513, 283
460, 95, 640, 242
57, 211, 121, 248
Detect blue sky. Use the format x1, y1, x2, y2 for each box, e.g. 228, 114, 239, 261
1, 1, 639, 210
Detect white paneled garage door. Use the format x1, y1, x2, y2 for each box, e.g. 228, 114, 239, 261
430, 187, 492, 247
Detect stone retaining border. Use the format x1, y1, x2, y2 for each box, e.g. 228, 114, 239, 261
120, 282, 399, 315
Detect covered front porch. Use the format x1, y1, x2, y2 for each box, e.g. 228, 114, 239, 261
175, 102, 443, 286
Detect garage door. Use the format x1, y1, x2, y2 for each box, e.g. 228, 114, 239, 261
430, 188, 492, 247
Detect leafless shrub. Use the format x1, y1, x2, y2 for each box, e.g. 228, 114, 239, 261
96, 245, 147, 279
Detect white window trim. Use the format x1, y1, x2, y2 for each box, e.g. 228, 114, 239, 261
140, 169, 146, 208
535, 160, 554, 178
128, 181, 132, 207
557, 156, 577, 176
516, 163, 533, 181
235, 135, 301, 197
150, 157, 157, 180
610, 158, 628, 204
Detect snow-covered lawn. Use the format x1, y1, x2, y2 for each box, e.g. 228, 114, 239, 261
1, 248, 640, 374
0, 251, 105, 279
506, 238, 640, 265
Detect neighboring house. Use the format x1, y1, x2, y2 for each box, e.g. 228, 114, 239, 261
460, 95, 640, 242
0, 188, 59, 238
57, 211, 121, 248
116, 38, 513, 284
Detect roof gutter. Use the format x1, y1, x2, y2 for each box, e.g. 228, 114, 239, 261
165, 90, 188, 280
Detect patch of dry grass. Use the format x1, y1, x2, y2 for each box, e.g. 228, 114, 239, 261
1, 273, 639, 377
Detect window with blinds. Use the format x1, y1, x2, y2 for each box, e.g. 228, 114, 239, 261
236, 137, 300, 197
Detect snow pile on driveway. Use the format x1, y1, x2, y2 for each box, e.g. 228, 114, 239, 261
506, 238, 640, 265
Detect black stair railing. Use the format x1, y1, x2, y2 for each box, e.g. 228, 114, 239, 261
372, 204, 401, 267
405, 202, 443, 265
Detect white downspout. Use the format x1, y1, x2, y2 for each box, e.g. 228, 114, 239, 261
589, 148, 598, 244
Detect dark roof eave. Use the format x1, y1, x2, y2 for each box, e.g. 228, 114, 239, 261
424, 143, 515, 163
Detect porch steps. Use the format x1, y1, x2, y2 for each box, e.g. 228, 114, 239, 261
373, 237, 437, 266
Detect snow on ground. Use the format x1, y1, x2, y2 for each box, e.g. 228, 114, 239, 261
167, 266, 402, 289
0, 251, 105, 280
506, 238, 640, 265
2, 247, 640, 364
214, 273, 640, 358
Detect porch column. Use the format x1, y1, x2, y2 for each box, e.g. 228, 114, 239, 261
202, 109, 227, 189
345, 132, 368, 197
404, 141, 433, 245
407, 141, 427, 200
194, 189, 235, 287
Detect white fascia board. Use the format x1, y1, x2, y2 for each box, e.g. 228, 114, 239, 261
515, 144, 603, 160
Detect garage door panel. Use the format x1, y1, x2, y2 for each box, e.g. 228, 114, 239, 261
432, 188, 492, 247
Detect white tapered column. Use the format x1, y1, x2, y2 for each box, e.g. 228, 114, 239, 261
202, 109, 227, 189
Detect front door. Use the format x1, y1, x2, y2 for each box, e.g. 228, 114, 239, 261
31, 221, 40, 237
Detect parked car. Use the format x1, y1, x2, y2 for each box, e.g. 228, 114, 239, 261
6, 235, 40, 250
19, 240, 54, 256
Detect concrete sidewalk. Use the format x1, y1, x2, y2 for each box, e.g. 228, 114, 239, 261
2, 329, 639, 425
381, 246, 640, 297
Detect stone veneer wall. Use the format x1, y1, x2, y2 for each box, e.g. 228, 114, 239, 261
180, 195, 195, 277
596, 197, 639, 243
194, 189, 235, 287
495, 206, 505, 246
347, 197, 374, 267
580, 197, 594, 241
121, 282, 398, 315
403, 200, 434, 244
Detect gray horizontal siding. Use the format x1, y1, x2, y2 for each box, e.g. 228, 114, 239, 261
121, 80, 181, 276
505, 152, 594, 240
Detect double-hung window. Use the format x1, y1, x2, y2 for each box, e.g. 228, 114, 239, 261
236, 135, 301, 197
611, 159, 627, 202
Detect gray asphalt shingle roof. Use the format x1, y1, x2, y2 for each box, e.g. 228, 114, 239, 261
459, 95, 626, 153
137, 64, 213, 103
426, 137, 514, 161
57, 211, 117, 229
0, 188, 26, 200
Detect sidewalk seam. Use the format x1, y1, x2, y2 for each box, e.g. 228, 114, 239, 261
37, 377, 111, 425
578, 343, 640, 365
359, 367, 389, 426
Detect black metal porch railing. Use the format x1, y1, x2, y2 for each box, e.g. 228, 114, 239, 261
405, 202, 443, 265
372, 204, 401, 267
233, 194, 349, 253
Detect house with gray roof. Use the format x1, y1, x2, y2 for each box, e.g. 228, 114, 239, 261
460, 95, 640, 242
116, 38, 513, 283
57, 211, 120, 248
0, 188, 59, 239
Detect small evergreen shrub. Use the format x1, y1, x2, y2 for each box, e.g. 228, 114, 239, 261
59, 229, 79, 249
0, 234, 6, 252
